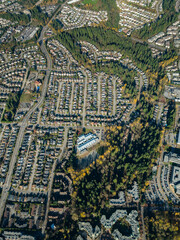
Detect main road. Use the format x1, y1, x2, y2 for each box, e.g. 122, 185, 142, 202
0, 23, 52, 224
41, 127, 68, 234
156, 149, 168, 201
0, 0, 68, 224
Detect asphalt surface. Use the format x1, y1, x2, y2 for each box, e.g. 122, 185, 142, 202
0, 24, 52, 223
0, 0, 67, 226
41, 127, 68, 234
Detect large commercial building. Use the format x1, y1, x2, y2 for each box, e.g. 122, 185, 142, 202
170, 165, 180, 195
177, 130, 180, 145
164, 152, 180, 195
164, 152, 180, 164
77, 133, 99, 153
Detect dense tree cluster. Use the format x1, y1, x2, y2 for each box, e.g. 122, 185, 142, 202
73, 121, 160, 214
0, 12, 30, 25
18, 0, 39, 8
100, 0, 120, 28
51, 97, 161, 239
31, 6, 49, 24
52, 19, 63, 30
76, 0, 119, 28
167, 100, 176, 128
144, 210, 180, 240
55, 26, 175, 74
2, 92, 21, 122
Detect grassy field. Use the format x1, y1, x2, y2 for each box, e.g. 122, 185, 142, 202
76, 0, 120, 28
20, 92, 34, 103
18, 0, 38, 8
82, 0, 98, 5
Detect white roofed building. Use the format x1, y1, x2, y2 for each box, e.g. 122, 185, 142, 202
77, 133, 99, 153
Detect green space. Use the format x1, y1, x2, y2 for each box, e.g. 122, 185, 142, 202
0, 12, 30, 25
49, 94, 161, 239
73, 100, 160, 212
31, 6, 49, 25
0, 27, 8, 38
112, 218, 132, 237
54, 26, 175, 73
53, 29, 138, 95
82, 0, 98, 5
18, 0, 39, 8
50, 25, 178, 115
76, 0, 120, 28
167, 100, 176, 129
52, 19, 63, 30
0, 0, 177, 237
144, 210, 180, 239
2, 92, 20, 122
43, 0, 65, 4
50, 25, 179, 110
20, 92, 34, 103
95, 61, 137, 97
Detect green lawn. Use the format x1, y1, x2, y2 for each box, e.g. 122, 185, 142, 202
77, 0, 120, 28
82, 0, 98, 5
20, 92, 34, 103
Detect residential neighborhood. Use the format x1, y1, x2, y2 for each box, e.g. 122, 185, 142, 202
57, 5, 108, 30
116, 0, 158, 34
0, 0, 179, 239
148, 21, 180, 49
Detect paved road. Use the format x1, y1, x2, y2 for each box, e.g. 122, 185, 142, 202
175, 0, 180, 12
69, 82, 75, 114
175, 105, 180, 129
156, 149, 168, 201
0, 123, 27, 221
97, 74, 101, 115
156, 0, 162, 16
0, 22, 52, 224
113, 77, 116, 116
131, 36, 166, 51
131, 37, 144, 44
0, 0, 68, 223
42, 127, 68, 234
157, 102, 164, 124
139, 74, 143, 98
0, 125, 5, 142
56, 82, 63, 114
35, 0, 44, 6
82, 68, 88, 127
21, 66, 29, 91
28, 144, 40, 191
141, 205, 146, 240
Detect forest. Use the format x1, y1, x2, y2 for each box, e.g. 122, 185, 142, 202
76, 0, 120, 28
167, 100, 176, 128
144, 210, 180, 240
18, 0, 39, 8
71, 96, 160, 214
48, 94, 162, 239
54, 26, 176, 75
30, 6, 49, 24
0, 12, 30, 25
46, 1, 179, 238
2, 92, 20, 122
